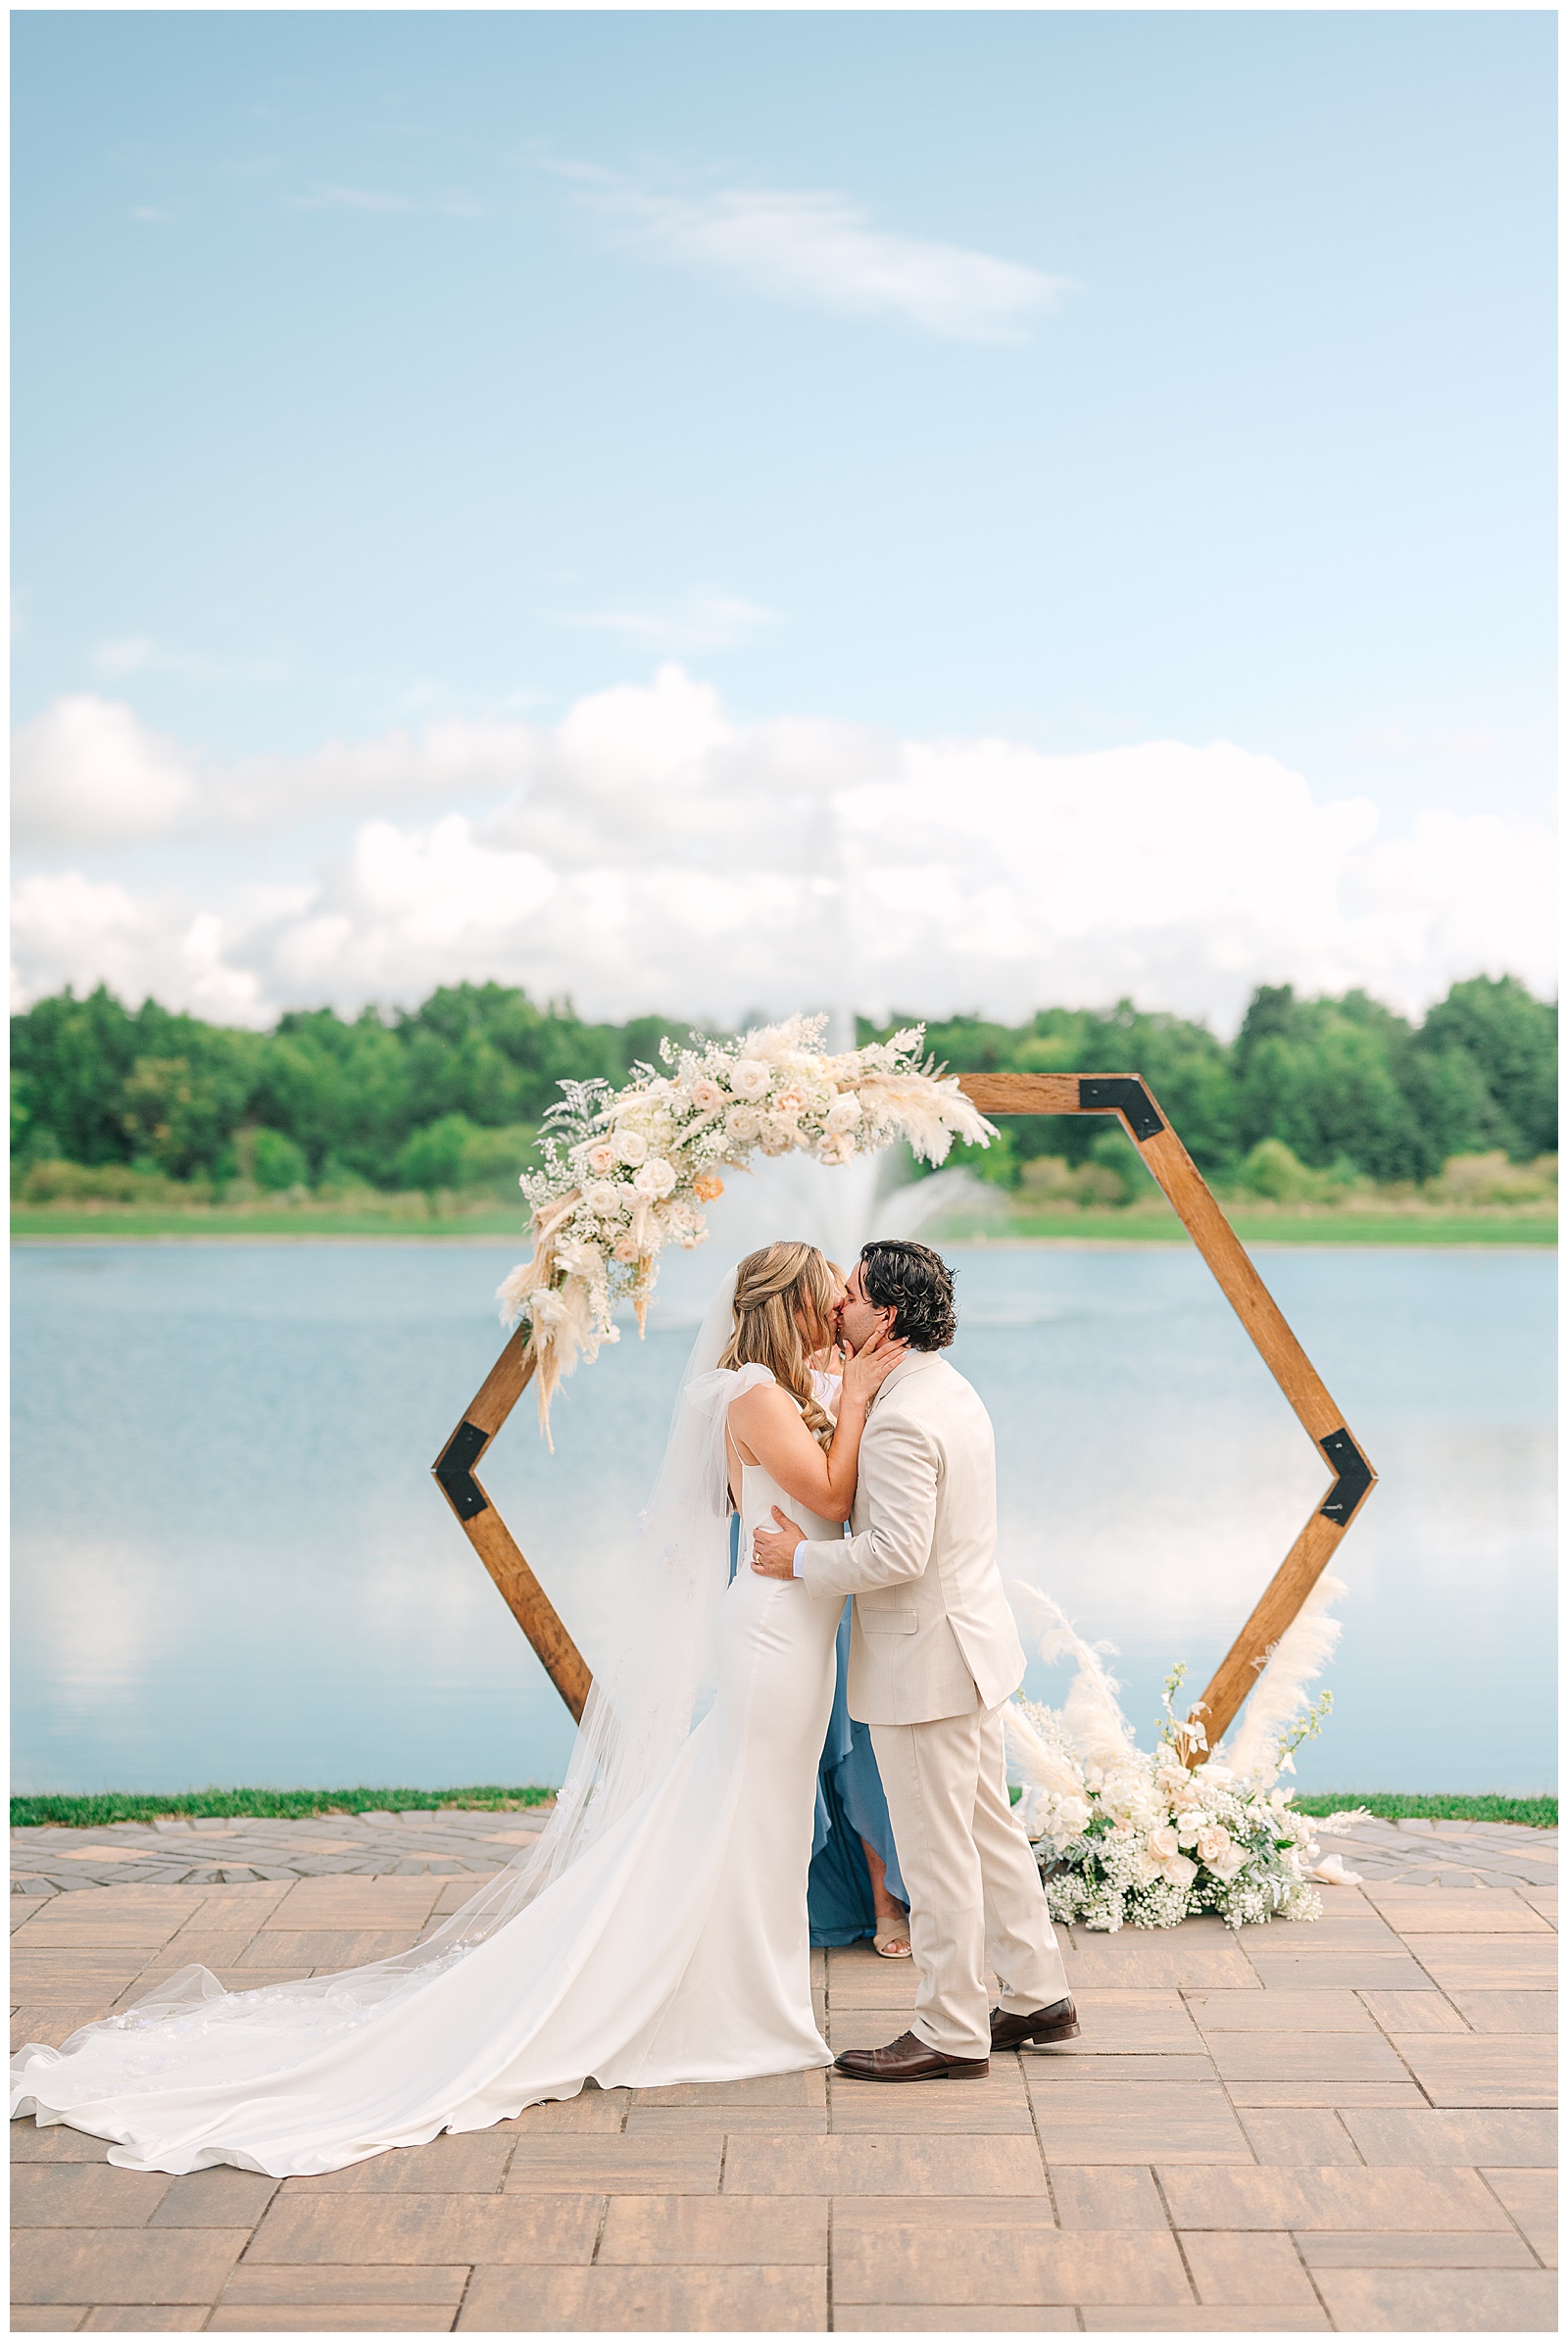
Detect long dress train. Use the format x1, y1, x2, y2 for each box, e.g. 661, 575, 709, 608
11, 1450, 843, 2178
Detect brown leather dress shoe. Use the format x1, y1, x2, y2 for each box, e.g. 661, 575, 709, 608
990, 1997, 1081, 2050
834, 2028, 990, 2082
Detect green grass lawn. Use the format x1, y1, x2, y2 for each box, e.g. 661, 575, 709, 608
11, 1784, 558, 1829
934, 1207, 1556, 1246
1292, 1791, 1557, 1830
12, 1785, 1553, 1830
12, 1203, 1556, 1244
10, 1204, 529, 1241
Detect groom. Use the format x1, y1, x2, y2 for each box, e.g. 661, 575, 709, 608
753, 1240, 1078, 2081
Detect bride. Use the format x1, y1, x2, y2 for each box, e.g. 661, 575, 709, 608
11, 1242, 906, 2178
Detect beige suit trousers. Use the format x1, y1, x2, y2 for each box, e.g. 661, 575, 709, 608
870, 1702, 1070, 2060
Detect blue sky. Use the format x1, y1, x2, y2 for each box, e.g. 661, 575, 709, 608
11, 11, 1557, 1029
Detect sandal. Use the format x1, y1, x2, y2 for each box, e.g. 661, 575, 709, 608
873, 1916, 912, 1959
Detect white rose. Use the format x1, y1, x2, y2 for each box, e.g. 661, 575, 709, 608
825, 1093, 862, 1131
530, 1290, 569, 1329
689, 1078, 724, 1113
729, 1058, 772, 1101
1147, 1825, 1181, 1864
760, 1113, 798, 1156
1197, 1827, 1246, 1878
614, 1130, 649, 1167
632, 1157, 678, 1200
725, 1105, 761, 1144
585, 1142, 616, 1175
585, 1181, 625, 1217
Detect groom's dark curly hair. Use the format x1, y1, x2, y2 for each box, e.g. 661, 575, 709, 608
858, 1240, 957, 1352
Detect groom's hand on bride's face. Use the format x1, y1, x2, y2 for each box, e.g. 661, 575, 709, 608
752, 1506, 805, 1580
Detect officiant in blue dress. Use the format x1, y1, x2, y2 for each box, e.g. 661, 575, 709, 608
808, 1600, 909, 1952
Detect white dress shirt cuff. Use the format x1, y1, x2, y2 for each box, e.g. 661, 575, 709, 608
792, 1541, 809, 1579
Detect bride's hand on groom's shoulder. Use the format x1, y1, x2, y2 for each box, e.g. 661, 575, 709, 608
840, 1323, 908, 1409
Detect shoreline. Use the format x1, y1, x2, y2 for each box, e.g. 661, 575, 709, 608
13, 1787, 1556, 1829
12, 1231, 1556, 1250
11, 1211, 1556, 1250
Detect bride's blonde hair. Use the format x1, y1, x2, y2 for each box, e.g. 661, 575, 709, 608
720, 1242, 838, 1452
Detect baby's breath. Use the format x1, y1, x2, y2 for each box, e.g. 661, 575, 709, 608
1014, 1684, 1327, 1932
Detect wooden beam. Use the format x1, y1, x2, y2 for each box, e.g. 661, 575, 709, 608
466, 1506, 593, 1725
1195, 1511, 1347, 1751
432, 1335, 593, 1724
956, 1070, 1376, 1759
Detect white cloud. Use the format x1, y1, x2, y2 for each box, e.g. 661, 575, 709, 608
11, 692, 537, 848
227, 719, 538, 831
548, 587, 781, 654
12, 696, 200, 848
9, 871, 275, 1025
567, 166, 1066, 343
10, 666, 1557, 1031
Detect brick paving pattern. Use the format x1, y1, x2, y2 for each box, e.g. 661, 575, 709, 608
10, 1820, 1557, 2331
10, 1808, 1555, 1899
10, 1809, 558, 1896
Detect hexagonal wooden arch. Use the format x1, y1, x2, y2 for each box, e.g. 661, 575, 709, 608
432, 1071, 1376, 1759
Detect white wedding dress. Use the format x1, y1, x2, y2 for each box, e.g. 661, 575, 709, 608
11, 1341, 845, 2178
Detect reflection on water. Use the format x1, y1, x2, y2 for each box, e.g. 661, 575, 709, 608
11, 1225, 1555, 1795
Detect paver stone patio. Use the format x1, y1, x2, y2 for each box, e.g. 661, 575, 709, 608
11, 1816, 1556, 2330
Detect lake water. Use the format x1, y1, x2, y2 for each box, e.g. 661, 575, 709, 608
11, 1217, 1556, 1797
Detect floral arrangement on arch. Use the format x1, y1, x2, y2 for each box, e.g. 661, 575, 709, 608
1004, 1581, 1363, 1931
497, 1014, 996, 1437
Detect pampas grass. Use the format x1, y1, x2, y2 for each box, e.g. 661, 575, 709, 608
1002, 1696, 1089, 1803
1227, 1573, 1346, 1782
1006, 1581, 1139, 1772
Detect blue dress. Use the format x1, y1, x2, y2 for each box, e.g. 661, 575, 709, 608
727, 1515, 905, 1947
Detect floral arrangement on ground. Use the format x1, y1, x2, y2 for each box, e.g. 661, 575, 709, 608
1004, 1581, 1365, 1930
497, 1014, 995, 1433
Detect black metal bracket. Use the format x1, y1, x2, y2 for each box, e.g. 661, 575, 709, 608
1077, 1076, 1165, 1143
434, 1419, 491, 1522
1318, 1427, 1374, 1525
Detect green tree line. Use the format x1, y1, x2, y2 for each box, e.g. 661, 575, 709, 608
906, 979, 1556, 1195
10, 974, 1556, 1202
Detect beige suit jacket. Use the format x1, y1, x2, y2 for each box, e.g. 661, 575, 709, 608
799, 1350, 1027, 1726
